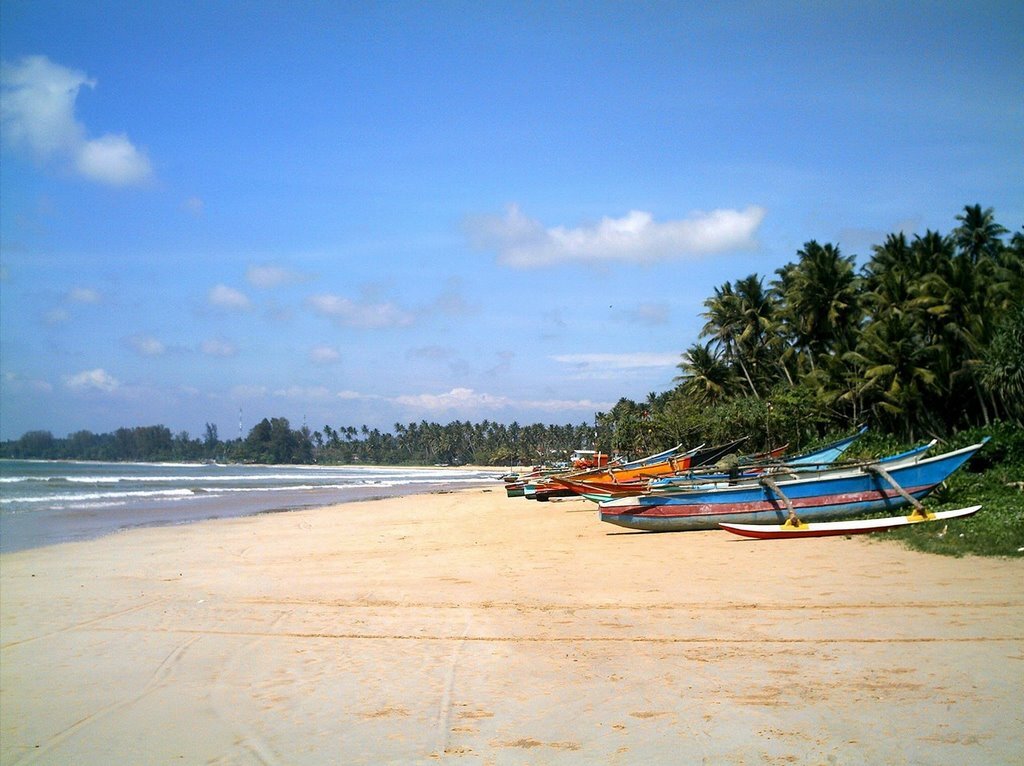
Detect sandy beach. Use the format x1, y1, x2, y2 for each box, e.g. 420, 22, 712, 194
1, 486, 1021, 765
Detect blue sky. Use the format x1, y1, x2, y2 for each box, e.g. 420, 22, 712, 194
1, 1, 1021, 441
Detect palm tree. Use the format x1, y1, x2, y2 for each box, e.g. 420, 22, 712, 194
676, 342, 737, 404
953, 204, 1008, 264
701, 280, 760, 397
733, 273, 786, 391
774, 241, 860, 373
846, 312, 940, 441
981, 305, 1024, 425
918, 234, 992, 426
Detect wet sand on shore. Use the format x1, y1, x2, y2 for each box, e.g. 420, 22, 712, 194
2, 486, 1021, 764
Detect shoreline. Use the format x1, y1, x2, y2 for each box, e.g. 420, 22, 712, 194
0, 462, 502, 554
2, 487, 1021, 764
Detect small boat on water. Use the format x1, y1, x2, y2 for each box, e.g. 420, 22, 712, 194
598, 440, 987, 532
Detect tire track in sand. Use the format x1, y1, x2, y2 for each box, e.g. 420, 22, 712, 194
11, 634, 200, 766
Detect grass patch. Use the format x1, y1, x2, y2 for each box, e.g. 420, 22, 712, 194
875, 423, 1024, 557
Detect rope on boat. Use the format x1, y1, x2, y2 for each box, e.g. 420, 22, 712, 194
759, 476, 800, 526
865, 463, 927, 517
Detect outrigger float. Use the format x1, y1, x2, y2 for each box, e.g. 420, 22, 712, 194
719, 504, 982, 539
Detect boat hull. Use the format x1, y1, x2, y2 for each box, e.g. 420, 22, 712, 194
598, 442, 984, 532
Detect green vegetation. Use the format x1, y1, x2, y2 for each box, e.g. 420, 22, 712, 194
873, 424, 1024, 557
2, 204, 1021, 555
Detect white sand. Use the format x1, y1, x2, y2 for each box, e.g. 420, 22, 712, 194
2, 487, 1022, 764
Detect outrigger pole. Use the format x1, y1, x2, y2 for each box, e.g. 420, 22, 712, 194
865, 463, 929, 519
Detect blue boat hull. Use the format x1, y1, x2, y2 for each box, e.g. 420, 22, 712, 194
599, 442, 984, 532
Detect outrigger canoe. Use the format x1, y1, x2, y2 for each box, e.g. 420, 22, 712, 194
527, 438, 748, 501
719, 505, 981, 539
559, 433, 919, 503
504, 442, 686, 497
598, 440, 986, 532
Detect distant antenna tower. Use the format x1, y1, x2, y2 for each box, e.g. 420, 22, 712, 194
239, 407, 243, 439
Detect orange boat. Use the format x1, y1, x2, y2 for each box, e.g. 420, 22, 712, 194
527, 438, 749, 501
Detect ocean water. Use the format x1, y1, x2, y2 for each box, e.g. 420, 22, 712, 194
0, 460, 499, 553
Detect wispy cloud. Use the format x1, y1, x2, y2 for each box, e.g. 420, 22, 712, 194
627, 302, 670, 326
2, 371, 53, 393
68, 286, 101, 304
393, 386, 611, 413
550, 353, 681, 369
273, 385, 333, 400
207, 284, 251, 310
43, 308, 69, 325
231, 384, 267, 399
247, 264, 309, 289
307, 293, 414, 329
127, 335, 166, 356
394, 387, 511, 410
200, 338, 237, 357
309, 344, 341, 364
1, 55, 153, 186
65, 368, 119, 392
466, 204, 766, 267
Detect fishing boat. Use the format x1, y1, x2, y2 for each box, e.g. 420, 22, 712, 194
555, 429, 887, 501
598, 440, 986, 532
527, 438, 749, 501
648, 428, 869, 491
507, 442, 686, 499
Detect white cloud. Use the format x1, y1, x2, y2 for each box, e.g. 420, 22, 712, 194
550, 353, 681, 370
307, 293, 414, 329
247, 264, 308, 289
1, 55, 153, 186
466, 204, 766, 267
65, 368, 119, 392
3, 371, 53, 393
68, 286, 101, 304
75, 134, 152, 186
309, 344, 341, 364
394, 387, 512, 410
274, 385, 333, 400
392, 386, 611, 413
128, 335, 166, 356
231, 384, 267, 399
519, 396, 614, 412
200, 338, 237, 357
337, 390, 370, 400
208, 284, 251, 310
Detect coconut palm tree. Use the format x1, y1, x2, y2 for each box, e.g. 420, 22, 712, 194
701, 281, 760, 397
918, 234, 992, 426
846, 312, 940, 441
953, 204, 1008, 264
774, 241, 860, 374
981, 305, 1024, 425
676, 342, 737, 404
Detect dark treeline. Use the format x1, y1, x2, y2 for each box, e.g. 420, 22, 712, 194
0, 419, 597, 466
2, 205, 1021, 466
